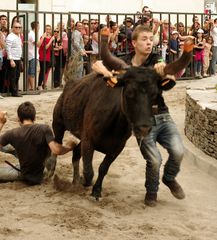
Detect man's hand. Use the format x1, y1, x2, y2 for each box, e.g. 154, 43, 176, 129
65, 139, 78, 151
154, 62, 166, 77
0, 111, 7, 132
0, 111, 7, 124
92, 60, 113, 77
10, 59, 16, 68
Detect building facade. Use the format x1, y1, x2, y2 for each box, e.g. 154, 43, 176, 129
1, 0, 205, 14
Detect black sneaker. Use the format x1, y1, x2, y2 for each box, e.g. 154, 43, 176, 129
162, 177, 185, 199
144, 192, 157, 207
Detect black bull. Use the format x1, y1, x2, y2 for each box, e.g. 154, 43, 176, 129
47, 37, 193, 199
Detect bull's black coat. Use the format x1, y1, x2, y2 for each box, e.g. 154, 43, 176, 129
52, 68, 160, 198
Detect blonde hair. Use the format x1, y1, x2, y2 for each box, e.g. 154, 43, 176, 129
132, 25, 152, 41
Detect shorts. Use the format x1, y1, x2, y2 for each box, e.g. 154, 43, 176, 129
28, 58, 37, 77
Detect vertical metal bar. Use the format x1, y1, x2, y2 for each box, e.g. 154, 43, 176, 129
97, 13, 101, 59
51, 13, 54, 89
42, 13, 46, 88
34, 11, 38, 90
24, 12, 28, 92
59, 13, 63, 87
67, 12, 72, 60
159, 12, 162, 51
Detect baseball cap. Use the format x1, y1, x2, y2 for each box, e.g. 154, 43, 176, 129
197, 28, 204, 34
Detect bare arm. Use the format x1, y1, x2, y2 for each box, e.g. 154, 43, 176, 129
37, 33, 46, 48
0, 111, 7, 147
45, 36, 54, 50
48, 138, 77, 155
0, 111, 7, 132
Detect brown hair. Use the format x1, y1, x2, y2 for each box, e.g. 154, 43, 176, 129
132, 25, 152, 41
17, 101, 36, 123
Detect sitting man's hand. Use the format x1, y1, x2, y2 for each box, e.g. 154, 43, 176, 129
92, 60, 113, 77
0, 111, 7, 125
65, 138, 79, 151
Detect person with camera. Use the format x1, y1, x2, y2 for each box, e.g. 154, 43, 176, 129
37, 25, 54, 90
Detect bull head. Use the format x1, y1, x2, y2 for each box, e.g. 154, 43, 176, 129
100, 29, 194, 89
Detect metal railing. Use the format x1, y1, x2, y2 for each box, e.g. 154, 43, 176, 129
1, 9, 216, 92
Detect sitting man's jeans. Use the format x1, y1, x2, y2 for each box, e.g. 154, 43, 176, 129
0, 145, 21, 182
137, 113, 184, 193
0, 164, 22, 182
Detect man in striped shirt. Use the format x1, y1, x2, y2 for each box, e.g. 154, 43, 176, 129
6, 21, 22, 97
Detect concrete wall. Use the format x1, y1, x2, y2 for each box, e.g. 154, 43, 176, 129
0, 0, 16, 10
1, 0, 205, 14
144, 0, 204, 13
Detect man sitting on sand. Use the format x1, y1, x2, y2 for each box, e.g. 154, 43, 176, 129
0, 101, 76, 185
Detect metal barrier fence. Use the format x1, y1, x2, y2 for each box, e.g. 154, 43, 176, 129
0, 9, 217, 92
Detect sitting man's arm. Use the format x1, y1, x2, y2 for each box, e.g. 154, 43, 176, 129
48, 138, 77, 155
0, 111, 7, 132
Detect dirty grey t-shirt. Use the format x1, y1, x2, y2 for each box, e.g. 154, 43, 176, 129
0, 124, 54, 184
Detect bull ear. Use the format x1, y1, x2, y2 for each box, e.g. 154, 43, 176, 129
164, 37, 194, 75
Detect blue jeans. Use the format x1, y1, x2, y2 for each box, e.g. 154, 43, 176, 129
0, 146, 21, 182
137, 113, 184, 193
0, 164, 22, 182
194, 60, 202, 74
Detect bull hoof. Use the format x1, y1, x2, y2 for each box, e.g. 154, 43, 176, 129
91, 186, 102, 200
79, 177, 92, 187
72, 176, 83, 185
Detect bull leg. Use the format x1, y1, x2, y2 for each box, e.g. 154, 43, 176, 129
45, 154, 57, 178
91, 151, 122, 200
72, 143, 81, 184
45, 108, 66, 178
81, 140, 94, 187
45, 127, 65, 177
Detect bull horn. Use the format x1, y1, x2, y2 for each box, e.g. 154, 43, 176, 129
164, 37, 194, 75
100, 28, 129, 71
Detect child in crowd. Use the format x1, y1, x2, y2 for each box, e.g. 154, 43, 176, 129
168, 30, 179, 63
176, 42, 186, 78
161, 39, 168, 62
194, 29, 205, 79
83, 34, 93, 75
203, 36, 213, 77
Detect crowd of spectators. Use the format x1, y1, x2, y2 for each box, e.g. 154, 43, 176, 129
0, 7, 217, 97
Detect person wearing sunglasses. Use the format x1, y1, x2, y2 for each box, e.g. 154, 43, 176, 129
5, 22, 23, 97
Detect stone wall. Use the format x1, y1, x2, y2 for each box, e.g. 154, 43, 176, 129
185, 93, 217, 159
